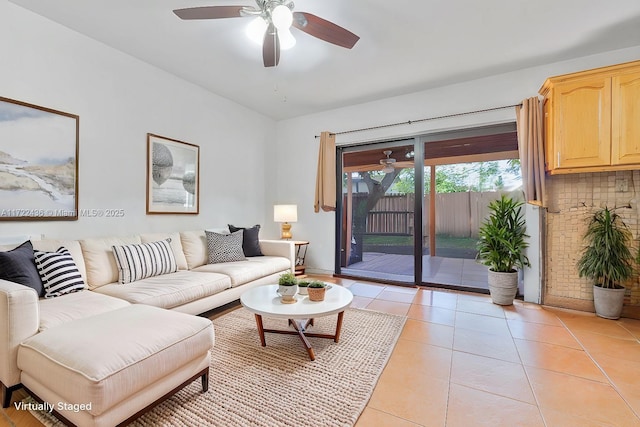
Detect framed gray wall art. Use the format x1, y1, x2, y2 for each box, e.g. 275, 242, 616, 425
0, 96, 79, 221
146, 133, 199, 214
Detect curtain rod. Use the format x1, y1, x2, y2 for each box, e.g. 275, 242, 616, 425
314, 103, 522, 138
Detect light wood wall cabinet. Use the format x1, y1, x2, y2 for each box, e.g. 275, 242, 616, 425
540, 60, 640, 174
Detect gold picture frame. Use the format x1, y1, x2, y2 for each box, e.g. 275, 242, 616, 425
146, 133, 199, 214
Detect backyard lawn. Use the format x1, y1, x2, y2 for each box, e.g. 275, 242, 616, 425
363, 234, 479, 259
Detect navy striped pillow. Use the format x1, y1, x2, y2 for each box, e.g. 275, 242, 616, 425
33, 247, 86, 299
112, 239, 178, 284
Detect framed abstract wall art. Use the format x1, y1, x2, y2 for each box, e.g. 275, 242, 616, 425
146, 133, 199, 214
0, 96, 79, 221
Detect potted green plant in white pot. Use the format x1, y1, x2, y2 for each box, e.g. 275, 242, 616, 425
277, 272, 298, 304
476, 195, 531, 305
576, 206, 636, 319
298, 279, 310, 295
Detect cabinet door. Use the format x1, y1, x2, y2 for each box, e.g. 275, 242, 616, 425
612, 71, 640, 165
543, 96, 555, 170
554, 77, 611, 169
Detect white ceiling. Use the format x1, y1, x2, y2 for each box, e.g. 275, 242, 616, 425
9, 0, 640, 120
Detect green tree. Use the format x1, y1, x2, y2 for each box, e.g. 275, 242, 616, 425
472, 162, 500, 192
435, 166, 469, 193
391, 169, 415, 193
349, 169, 401, 263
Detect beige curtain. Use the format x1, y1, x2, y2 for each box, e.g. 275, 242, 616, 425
314, 131, 336, 212
516, 98, 546, 206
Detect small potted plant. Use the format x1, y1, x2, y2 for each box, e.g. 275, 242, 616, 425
476, 195, 531, 305
577, 206, 636, 319
307, 280, 327, 302
298, 279, 310, 295
277, 272, 298, 304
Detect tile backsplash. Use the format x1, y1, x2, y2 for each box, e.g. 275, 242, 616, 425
544, 170, 640, 314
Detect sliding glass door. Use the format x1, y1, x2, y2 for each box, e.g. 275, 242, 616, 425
338, 140, 417, 284
335, 124, 522, 292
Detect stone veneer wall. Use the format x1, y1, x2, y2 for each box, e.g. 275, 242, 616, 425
544, 170, 640, 318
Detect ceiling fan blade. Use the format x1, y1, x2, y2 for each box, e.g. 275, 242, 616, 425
292, 12, 359, 49
173, 6, 245, 20
263, 23, 280, 67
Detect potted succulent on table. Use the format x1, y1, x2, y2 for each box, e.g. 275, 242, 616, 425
277, 272, 298, 304
577, 206, 637, 319
476, 195, 531, 305
298, 279, 311, 295
307, 281, 327, 302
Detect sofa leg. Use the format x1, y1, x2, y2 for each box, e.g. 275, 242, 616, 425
201, 369, 209, 393
2, 382, 21, 408
2, 383, 9, 408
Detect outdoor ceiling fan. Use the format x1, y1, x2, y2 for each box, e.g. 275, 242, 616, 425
380, 150, 396, 173
173, 0, 360, 67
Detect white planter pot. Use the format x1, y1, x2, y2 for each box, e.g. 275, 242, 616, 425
488, 270, 518, 305
593, 285, 626, 319
277, 284, 298, 304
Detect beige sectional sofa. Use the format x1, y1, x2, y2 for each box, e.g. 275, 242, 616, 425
0, 229, 295, 425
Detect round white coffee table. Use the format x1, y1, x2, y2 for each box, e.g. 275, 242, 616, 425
240, 284, 353, 360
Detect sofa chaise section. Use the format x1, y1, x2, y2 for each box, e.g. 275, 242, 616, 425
0, 279, 131, 408
18, 304, 214, 427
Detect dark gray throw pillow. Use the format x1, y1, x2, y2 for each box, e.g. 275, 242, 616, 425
0, 240, 44, 296
228, 224, 263, 257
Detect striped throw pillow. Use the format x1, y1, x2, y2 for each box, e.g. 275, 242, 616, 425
112, 239, 178, 284
34, 247, 86, 299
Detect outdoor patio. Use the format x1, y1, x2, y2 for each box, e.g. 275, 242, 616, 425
341, 252, 523, 295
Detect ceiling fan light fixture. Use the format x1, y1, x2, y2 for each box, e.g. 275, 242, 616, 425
246, 16, 267, 44
271, 4, 293, 30
382, 165, 394, 174
174, 1, 359, 67
278, 27, 296, 49
380, 150, 396, 173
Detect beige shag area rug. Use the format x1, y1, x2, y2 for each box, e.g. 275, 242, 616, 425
28, 307, 406, 427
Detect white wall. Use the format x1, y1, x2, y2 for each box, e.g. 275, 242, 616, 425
276, 46, 640, 274
0, 1, 277, 240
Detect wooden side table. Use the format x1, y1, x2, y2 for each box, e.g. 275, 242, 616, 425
291, 240, 309, 277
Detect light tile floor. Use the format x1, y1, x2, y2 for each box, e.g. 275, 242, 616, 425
316, 276, 640, 427
3, 276, 640, 427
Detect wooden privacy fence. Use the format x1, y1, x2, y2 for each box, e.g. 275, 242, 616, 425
364, 194, 414, 235
354, 191, 522, 238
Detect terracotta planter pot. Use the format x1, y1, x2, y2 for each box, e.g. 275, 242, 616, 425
593, 285, 626, 319
488, 269, 518, 305
307, 287, 326, 302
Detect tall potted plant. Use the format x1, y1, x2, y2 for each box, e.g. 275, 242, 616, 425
576, 206, 635, 319
476, 195, 531, 305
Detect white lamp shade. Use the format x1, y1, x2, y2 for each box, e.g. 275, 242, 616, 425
271, 4, 293, 30
274, 204, 297, 222
246, 17, 268, 45
278, 27, 296, 50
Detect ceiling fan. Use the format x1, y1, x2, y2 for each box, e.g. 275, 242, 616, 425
380, 150, 396, 173
173, 0, 360, 67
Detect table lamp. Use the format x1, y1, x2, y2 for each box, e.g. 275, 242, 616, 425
274, 204, 297, 240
